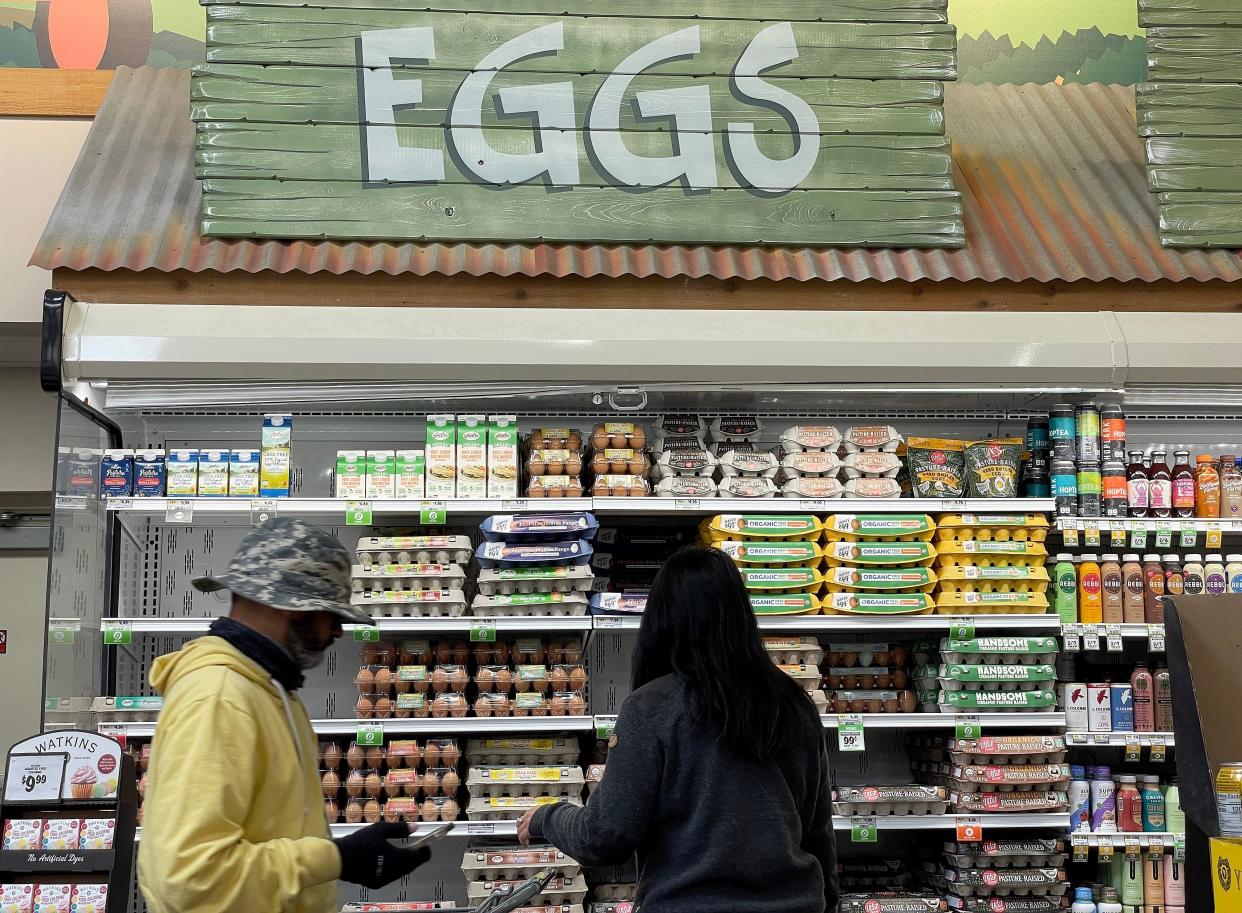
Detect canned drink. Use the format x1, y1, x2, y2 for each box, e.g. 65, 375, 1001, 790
1077, 403, 1102, 463
1101, 404, 1127, 463
1024, 472, 1051, 499
1217, 761, 1242, 838
1062, 682, 1089, 730
1079, 462, 1103, 518
1050, 405, 1077, 463
1103, 460, 1129, 518
1088, 681, 1113, 732
1053, 460, 1079, 517
1026, 415, 1050, 454
1110, 684, 1134, 732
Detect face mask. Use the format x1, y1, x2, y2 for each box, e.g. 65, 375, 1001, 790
287, 614, 334, 670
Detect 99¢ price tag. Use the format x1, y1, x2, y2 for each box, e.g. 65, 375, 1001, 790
837, 716, 865, 752
849, 817, 878, 843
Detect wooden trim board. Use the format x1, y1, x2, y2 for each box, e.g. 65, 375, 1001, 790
0, 68, 113, 117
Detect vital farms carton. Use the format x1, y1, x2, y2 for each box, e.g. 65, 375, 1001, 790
260, 414, 292, 497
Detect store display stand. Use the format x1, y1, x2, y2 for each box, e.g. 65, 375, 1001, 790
1, 731, 138, 911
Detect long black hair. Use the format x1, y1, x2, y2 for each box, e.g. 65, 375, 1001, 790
632, 545, 820, 759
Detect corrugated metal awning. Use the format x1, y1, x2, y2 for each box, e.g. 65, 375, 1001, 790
30, 67, 1242, 284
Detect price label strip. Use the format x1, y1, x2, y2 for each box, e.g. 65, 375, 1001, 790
48, 625, 76, 646
356, 723, 384, 747
594, 717, 617, 741
1083, 627, 1101, 652
955, 715, 982, 741
1125, 738, 1141, 763
1155, 522, 1173, 549
101, 620, 132, 646
1062, 624, 1081, 652
1180, 527, 1198, 548
166, 498, 194, 524
837, 715, 865, 752
1174, 833, 1186, 863
849, 817, 878, 843
1071, 835, 1090, 864
1207, 524, 1224, 550
1124, 836, 1142, 857
469, 621, 497, 643
352, 626, 381, 643
251, 498, 279, 525
950, 618, 975, 640
1150, 736, 1168, 763
1110, 521, 1127, 547
1130, 525, 1148, 550
1063, 525, 1080, 548
1105, 624, 1123, 653
1097, 841, 1115, 864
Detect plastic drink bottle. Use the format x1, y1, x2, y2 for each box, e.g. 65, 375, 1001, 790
1141, 775, 1165, 832
1069, 765, 1091, 832
1122, 554, 1146, 622
1054, 553, 1079, 623
1120, 851, 1143, 905
1182, 554, 1205, 596
1091, 765, 1117, 833
1116, 775, 1143, 833
1071, 887, 1097, 913
1155, 666, 1173, 732
1079, 553, 1103, 624
1165, 779, 1184, 834
1100, 554, 1124, 623
1164, 852, 1185, 905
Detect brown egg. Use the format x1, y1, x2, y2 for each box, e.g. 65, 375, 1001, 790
322, 743, 343, 769
355, 695, 374, 719
375, 641, 397, 666
849, 698, 866, 713
324, 799, 340, 822
346, 770, 365, 797
440, 742, 461, 768
450, 642, 469, 664
882, 696, 899, 713
440, 798, 459, 821
841, 651, 859, 668
366, 746, 384, 768
421, 799, 439, 822
494, 642, 511, 664
474, 696, 494, 718
628, 483, 647, 497
388, 743, 419, 769
591, 430, 609, 450
434, 641, 452, 664
422, 770, 441, 796
547, 458, 565, 475
360, 644, 381, 665
570, 667, 588, 691
566, 432, 583, 450
591, 454, 609, 475
568, 694, 586, 716
322, 771, 341, 796
890, 645, 908, 666
382, 802, 401, 823
363, 799, 382, 823
449, 666, 469, 692
355, 667, 375, 689
550, 667, 568, 691
873, 649, 890, 667
866, 699, 882, 714
546, 641, 564, 664
892, 670, 909, 689
562, 640, 583, 664
825, 650, 842, 666
528, 457, 546, 475
567, 482, 584, 497
826, 672, 842, 689
550, 695, 567, 716
529, 430, 545, 448
431, 696, 450, 717
548, 486, 564, 498
566, 455, 583, 476
474, 644, 498, 665
630, 427, 646, 449
347, 744, 365, 769
449, 696, 468, 718
494, 667, 513, 692
609, 432, 628, 448
875, 672, 892, 689
476, 667, 496, 692
365, 772, 383, 797
345, 800, 364, 824
627, 458, 646, 475
430, 668, 449, 693
375, 668, 394, 692
441, 769, 460, 794
899, 691, 917, 713
374, 696, 393, 718
393, 675, 411, 695
423, 741, 442, 768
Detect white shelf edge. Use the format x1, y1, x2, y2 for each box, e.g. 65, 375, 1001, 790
821, 712, 1066, 730
100, 716, 597, 738
1065, 731, 1176, 747
598, 614, 1061, 632
1060, 623, 1164, 639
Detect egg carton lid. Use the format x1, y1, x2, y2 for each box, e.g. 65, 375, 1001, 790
780, 477, 844, 499
470, 593, 590, 616
777, 663, 822, 687
588, 592, 646, 615
940, 636, 1059, 655
341, 904, 470, 912
466, 767, 585, 787
716, 476, 779, 498
938, 690, 1057, 711
351, 563, 467, 581
824, 566, 938, 591
356, 535, 473, 553
466, 796, 580, 820
479, 513, 599, 543
942, 867, 1066, 888
476, 541, 593, 569
947, 762, 1072, 785
780, 451, 843, 477
943, 839, 1065, 857
739, 566, 824, 593
937, 565, 1049, 581
465, 738, 581, 764
823, 540, 937, 567
701, 514, 824, 541
749, 592, 821, 615
938, 664, 1058, 684
714, 539, 823, 566
835, 785, 947, 802
936, 735, 1068, 756
946, 896, 1066, 913
839, 895, 945, 913
944, 852, 1068, 870
935, 541, 1048, 558
948, 791, 1068, 813
477, 565, 596, 595
935, 592, 1050, 611
350, 589, 468, 608
461, 846, 581, 880
822, 592, 937, 616
466, 873, 589, 905
841, 452, 904, 479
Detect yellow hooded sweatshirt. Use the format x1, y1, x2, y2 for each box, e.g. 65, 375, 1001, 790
137, 636, 341, 913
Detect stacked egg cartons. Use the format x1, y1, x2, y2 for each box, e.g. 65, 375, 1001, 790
837, 860, 912, 894
908, 734, 1070, 818
587, 422, 651, 498
932, 514, 1050, 616
461, 845, 585, 913
462, 737, 585, 828
777, 425, 846, 500
352, 535, 473, 619
587, 884, 636, 912
912, 635, 1059, 716
762, 635, 828, 713
355, 638, 469, 720
821, 514, 938, 618
472, 512, 598, 618
651, 414, 719, 499
822, 641, 917, 715
839, 425, 906, 500
472, 637, 589, 718
524, 427, 586, 499
839, 894, 944, 913
933, 839, 1069, 913
319, 737, 462, 825
833, 783, 949, 818
709, 416, 781, 500
474, 511, 596, 622
700, 513, 824, 616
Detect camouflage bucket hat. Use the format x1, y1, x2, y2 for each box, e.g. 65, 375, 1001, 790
193, 517, 373, 626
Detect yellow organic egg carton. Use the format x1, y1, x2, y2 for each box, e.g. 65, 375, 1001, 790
935, 541, 1048, 570
934, 591, 1051, 614
935, 513, 1049, 543
821, 514, 937, 543
936, 565, 1050, 594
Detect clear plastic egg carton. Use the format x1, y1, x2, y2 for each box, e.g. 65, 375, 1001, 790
839, 893, 945, 913
938, 689, 1057, 713
351, 564, 468, 593
763, 636, 825, 665
591, 884, 635, 902
824, 666, 911, 690
934, 592, 1050, 614
822, 642, 911, 668
470, 593, 590, 616
477, 565, 595, 596
948, 790, 1068, 814
936, 636, 1059, 666
350, 589, 469, 618
934, 542, 1048, 570
941, 868, 1067, 898
832, 785, 948, 816
945, 896, 1066, 913
943, 839, 1066, 869
466, 873, 589, 907
356, 536, 474, 566
466, 737, 581, 767
937, 663, 1057, 692
934, 514, 1050, 544
935, 566, 1050, 594
466, 795, 581, 822
466, 766, 585, 799
945, 762, 1071, 793
461, 846, 581, 882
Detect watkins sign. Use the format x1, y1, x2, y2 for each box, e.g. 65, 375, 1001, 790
193, 0, 964, 247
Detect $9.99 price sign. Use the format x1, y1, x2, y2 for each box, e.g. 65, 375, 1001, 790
3, 753, 67, 803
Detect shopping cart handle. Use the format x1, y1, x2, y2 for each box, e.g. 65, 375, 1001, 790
476, 866, 558, 913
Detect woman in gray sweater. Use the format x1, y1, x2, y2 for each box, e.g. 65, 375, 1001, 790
518, 546, 839, 913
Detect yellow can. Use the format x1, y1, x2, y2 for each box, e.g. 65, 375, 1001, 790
1217, 762, 1242, 837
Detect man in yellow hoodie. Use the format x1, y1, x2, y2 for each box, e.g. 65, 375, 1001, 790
139, 517, 429, 913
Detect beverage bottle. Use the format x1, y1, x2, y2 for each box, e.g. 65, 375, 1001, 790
1171, 450, 1195, 518
1207, 553, 1227, 595
1071, 887, 1097, 913
1144, 849, 1164, 904
1131, 662, 1155, 732
1100, 554, 1124, 623
1197, 454, 1221, 517
1096, 887, 1122, 913
1164, 554, 1185, 600
1166, 778, 1185, 833
1054, 554, 1079, 623
1079, 554, 1103, 624
1091, 765, 1117, 833
1143, 554, 1166, 623
1222, 455, 1242, 519
1127, 450, 1150, 518
1116, 775, 1143, 832
1149, 450, 1172, 519
1183, 554, 1205, 596
1069, 764, 1091, 832
1120, 850, 1143, 905
1228, 553, 1242, 594
1217, 762, 1242, 837
1122, 554, 1146, 622
1141, 774, 1166, 832
1164, 851, 1185, 905
1155, 665, 1174, 732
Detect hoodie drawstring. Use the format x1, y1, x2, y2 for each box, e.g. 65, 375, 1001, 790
273, 677, 310, 825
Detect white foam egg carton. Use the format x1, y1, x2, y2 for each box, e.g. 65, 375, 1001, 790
351, 563, 468, 592
460, 846, 581, 882
477, 565, 595, 596
355, 536, 474, 566
469, 593, 590, 617
832, 785, 948, 816
467, 874, 589, 907
465, 766, 586, 800
466, 796, 580, 822
348, 589, 468, 617
465, 737, 581, 767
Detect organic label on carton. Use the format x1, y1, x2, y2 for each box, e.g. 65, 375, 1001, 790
198, 449, 230, 497
425, 414, 457, 499
457, 415, 488, 499
394, 450, 425, 500
488, 415, 520, 499
335, 451, 367, 499
260, 414, 292, 497
365, 451, 396, 499
229, 449, 259, 497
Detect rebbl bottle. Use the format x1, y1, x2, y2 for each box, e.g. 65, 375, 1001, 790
1127, 451, 1150, 518
1122, 554, 1146, 623
1100, 554, 1124, 623
1149, 450, 1173, 519
1172, 450, 1195, 519
1143, 554, 1166, 623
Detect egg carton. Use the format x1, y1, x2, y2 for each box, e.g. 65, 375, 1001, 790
823, 593, 937, 616
780, 477, 844, 499
935, 567, 1049, 594
470, 593, 590, 617
700, 514, 824, 542
823, 566, 938, 593
948, 790, 1068, 813
477, 565, 595, 596
909, 736, 1068, 766
707, 415, 763, 443
945, 896, 1066, 913
654, 448, 719, 479
841, 452, 904, 479
827, 690, 919, 714
763, 636, 825, 665
714, 539, 823, 567
356, 536, 474, 566
654, 476, 719, 498
780, 425, 842, 453
466, 766, 585, 799
739, 566, 823, 593
839, 894, 945, 913
937, 664, 1057, 692
944, 852, 1068, 870
466, 737, 581, 767
479, 513, 599, 543
718, 450, 781, 479
777, 663, 822, 691
823, 540, 937, 568
585, 764, 605, 792
350, 589, 469, 617
780, 451, 842, 478
935, 514, 1050, 543
934, 592, 1050, 613
342, 904, 471, 912
590, 884, 635, 902
823, 666, 910, 690
822, 643, 911, 668
940, 868, 1067, 898
936, 637, 1059, 666
941, 763, 1071, 793
833, 785, 948, 817
467, 873, 589, 907
379, 795, 461, 823
842, 425, 903, 453
466, 795, 582, 822
351, 564, 469, 592
823, 514, 936, 542
589, 592, 647, 615
749, 593, 821, 616
461, 846, 581, 882
934, 542, 1048, 569
717, 476, 779, 498
476, 541, 593, 569
938, 690, 1057, 713
942, 839, 1065, 868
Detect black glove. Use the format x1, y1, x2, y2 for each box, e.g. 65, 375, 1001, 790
334, 821, 431, 888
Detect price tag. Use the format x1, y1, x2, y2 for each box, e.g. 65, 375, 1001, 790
356, 723, 384, 746
800, 500, 830, 512
593, 615, 624, 630
250, 498, 279, 525
54, 495, 87, 512
1148, 624, 1166, 653
101, 620, 132, 646
500, 499, 529, 511
166, 498, 194, 523
110, 497, 134, 511
1155, 522, 1173, 549
837, 715, 865, 752
1110, 521, 1127, 546
955, 715, 983, 741
1097, 841, 1114, 864
1174, 833, 1186, 863
469, 621, 497, 643
1207, 524, 1224, 550
1180, 527, 1198, 548
1063, 624, 1082, 652
594, 717, 617, 740
3, 753, 66, 804
1130, 526, 1148, 549
1125, 737, 1141, 763
1105, 624, 1123, 652
1067, 732, 1088, 745
1071, 835, 1090, 863
465, 822, 494, 836
950, 618, 975, 640
849, 817, 878, 843
673, 499, 701, 511
1084, 523, 1101, 547
955, 817, 983, 842
345, 501, 373, 526
1124, 836, 1142, 857
1092, 732, 1111, 745
48, 625, 75, 646
420, 501, 448, 525
352, 626, 381, 643
1150, 736, 1168, 763
1063, 526, 1080, 548
1083, 627, 1101, 651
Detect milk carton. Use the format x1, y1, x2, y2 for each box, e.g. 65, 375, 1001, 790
394, 450, 425, 500
335, 451, 367, 499
165, 449, 199, 497
365, 451, 396, 499
99, 450, 134, 499
457, 415, 488, 499
488, 416, 520, 499
228, 449, 260, 497
133, 450, 166, 498
260, 414, 292, 497
66, 448, 99, 495
198, 449, 230, 497
425, 415, 457, 499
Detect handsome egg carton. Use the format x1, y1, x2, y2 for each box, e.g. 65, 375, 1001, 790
832, 785, 948, 817
460, 846, 581, 882
355, 536, 473, 566
465, 766, 586, 800
936, 664, 1057, 693
936, 637, 1058, 666
470, 593, 590, 617
465, 737, 581, 767
937, 689, 1057, 713
466, 874, 589, 907
477, 565, 595, 597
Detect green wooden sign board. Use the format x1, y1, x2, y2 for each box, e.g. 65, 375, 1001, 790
193, 0, 962, 247
1137, 0, 1242, 247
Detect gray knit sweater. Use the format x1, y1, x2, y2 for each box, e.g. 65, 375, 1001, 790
530, 674, 839, 913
